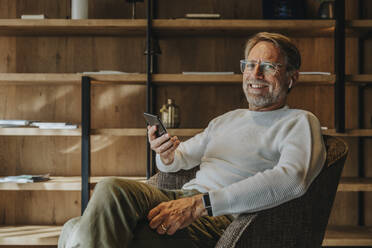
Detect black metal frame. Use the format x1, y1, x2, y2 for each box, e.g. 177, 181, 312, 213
81, 76, 91, 214
357, 0, 365, 226
334, 0, 346, 133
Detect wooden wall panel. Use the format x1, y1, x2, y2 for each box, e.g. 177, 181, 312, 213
15, 0, 69, 19
91, 137, 147, 176
91, 85, 146, 128
15, 37, 145, 73
156, 85, 246, 128
0, 37, 16, 72
0, 137, 80, 176
0, 191, 80, 225
0, 0, 16, 18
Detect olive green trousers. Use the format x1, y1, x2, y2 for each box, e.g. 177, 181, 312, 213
60, 178, 232, 248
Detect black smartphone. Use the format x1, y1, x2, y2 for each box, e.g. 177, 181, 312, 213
143, 113, 168, 137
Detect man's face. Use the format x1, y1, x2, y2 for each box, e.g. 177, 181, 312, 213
243, 41, 291, 111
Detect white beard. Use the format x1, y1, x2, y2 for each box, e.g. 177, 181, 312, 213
243, 79, 287, 108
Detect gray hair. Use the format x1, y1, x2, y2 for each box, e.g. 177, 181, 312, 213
245, 32, 301, 73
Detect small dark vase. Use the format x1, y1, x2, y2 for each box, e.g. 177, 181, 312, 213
262, 0, 306, 19
318, 1, 334, 19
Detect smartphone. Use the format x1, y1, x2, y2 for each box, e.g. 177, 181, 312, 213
143, 113, 168, 137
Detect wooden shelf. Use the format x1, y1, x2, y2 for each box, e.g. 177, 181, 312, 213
348, 20, 372, 30
0, 225, 62, 245
323, 226, 372, 246
0, 128, 81, 136
0, 73, 334, 86
152, 74, 335, 85
0, 73, 147, 85
0, 19, 335, 36
338, 178, 372, 192
153, 19, 335, 36
346, 74, 372, 84
0, 176, 147, 191
0, 19, 147, 36
92, 128, 372, 137
0, 225, 370, 246
323, 129, 372, 137
91, 128, 203, 136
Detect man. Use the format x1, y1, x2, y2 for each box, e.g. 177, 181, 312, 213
59, 32, 326, 248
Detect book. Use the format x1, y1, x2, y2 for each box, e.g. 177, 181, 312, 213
0, 174, 50, 183
299, 72, 331, 75
0, 120, 30, 127
21, 14, 46, 19
182, 72, 234, 75
30, 122, 78, 129
185, 13, 221, 19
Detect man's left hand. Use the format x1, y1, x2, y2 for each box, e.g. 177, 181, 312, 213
147, 194, 207, 235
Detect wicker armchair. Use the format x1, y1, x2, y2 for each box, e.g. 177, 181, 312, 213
146, 135, 348, 248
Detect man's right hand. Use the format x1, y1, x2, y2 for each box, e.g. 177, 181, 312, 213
147, 125, 180, 165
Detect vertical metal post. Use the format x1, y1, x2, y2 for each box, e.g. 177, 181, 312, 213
146, 0, 153, 179
81, 76, 91, 214
334, 0, 345, 133
357, 0, 365, 224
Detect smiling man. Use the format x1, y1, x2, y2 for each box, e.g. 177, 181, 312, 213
59, 32, 326, 248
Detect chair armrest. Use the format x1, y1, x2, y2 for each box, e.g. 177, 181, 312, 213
147, 167, 199, 190
215, 214, 257, 248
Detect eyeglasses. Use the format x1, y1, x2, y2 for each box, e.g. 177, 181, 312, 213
240, 59, 282, 76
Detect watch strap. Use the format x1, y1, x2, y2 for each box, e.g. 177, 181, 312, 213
202, 193, 213, 216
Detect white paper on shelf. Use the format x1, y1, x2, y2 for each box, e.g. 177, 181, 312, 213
21, 14, 45, 19
185, 13, 221, 19
182, 72, 235, 75
321, 126, 328, 130
0, 120, 30, 126
31, 122, 71, 127
299, 72, 331, 75
82, 71, 140, 75
0, 174, 50, 183
38, 125, 78, 129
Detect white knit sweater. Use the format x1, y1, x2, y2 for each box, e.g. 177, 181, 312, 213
156, 106, 326, 216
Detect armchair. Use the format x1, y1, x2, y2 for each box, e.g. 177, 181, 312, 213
147, 135, 348, 248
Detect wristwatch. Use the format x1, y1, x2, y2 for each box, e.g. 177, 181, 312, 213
202, 193, 213, 216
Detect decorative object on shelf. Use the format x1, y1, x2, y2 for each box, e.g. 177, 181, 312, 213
262, 0, 305, 19
317, 0, 334, 19
71, 0, 88, 19
126, 0, 144, 19
160, 99, 180, 128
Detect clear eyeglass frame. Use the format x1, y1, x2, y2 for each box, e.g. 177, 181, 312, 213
240, 59, 282, 76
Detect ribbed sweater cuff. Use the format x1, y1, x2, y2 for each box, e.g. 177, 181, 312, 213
155, 154, 181, 173
209, 189, 231, 217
